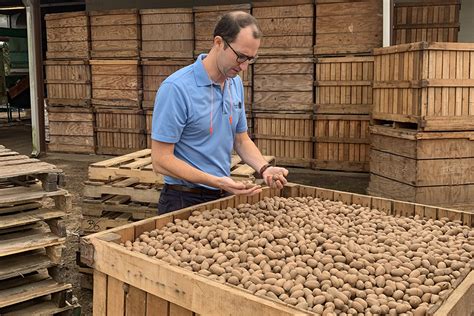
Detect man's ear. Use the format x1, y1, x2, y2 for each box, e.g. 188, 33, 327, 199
213, 35, 223, 48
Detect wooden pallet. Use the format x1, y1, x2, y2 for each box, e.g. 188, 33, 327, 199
88, 149, 275, 184
0, 271, 76, 314
0, 146, 65, 191
0, 180, 70, 210
83, 177, 161, 204
82, 194, 157, 220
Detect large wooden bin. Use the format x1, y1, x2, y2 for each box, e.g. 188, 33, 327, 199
45, 11, 90, 60
372, 42, 474, 131
252, 1, 314, 56
368, 125, 474, 208
393, 0, 460, 45
253, 57, 314, 112
89, 9, 140, 59
140, 8, 194, 59
81, 184, 473, 316
315, 56, 374, 115
314, 0, 382, 56
95, 108, 146, 155
47, 106, 95, 154
253, 113, 313, 168
90, 60, 142, 108
44, 60, 91, 107
313, 114, 370, 172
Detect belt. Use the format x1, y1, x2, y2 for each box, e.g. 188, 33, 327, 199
164, 184, 226, 197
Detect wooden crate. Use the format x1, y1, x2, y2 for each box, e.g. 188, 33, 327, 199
95, 108, 146, 155
80, 184, 474, 316
253, 112, 313, 167
193, 4, 251, 56
45, 11, 89, 60
90, 60, 142, 108
315, 0, 382, 56
393, 0, 460, 45
44, 60, 91, 107
253, 57, 314, 112
315, 56, 374, 115
140, 8, 194, 59
141, 59, 193, 110
313, 114, 370, 172
372, 42, 474, 131
89, 9, 140, 59
252, 1, 313, 56
368, 125, 474, 206
47, 106, 95, 154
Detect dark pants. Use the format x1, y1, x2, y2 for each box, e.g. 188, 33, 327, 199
157, 184, 230, 215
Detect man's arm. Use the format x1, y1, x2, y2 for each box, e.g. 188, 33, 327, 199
151, 140, 261, 195
234, 132, 288, 188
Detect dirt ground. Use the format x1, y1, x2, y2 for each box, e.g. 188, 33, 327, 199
0, 124, 369, 315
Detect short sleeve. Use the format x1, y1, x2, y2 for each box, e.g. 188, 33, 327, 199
151, 82, 188, 143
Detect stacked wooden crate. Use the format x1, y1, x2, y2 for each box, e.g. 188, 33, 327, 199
140, 8, 194, 147
193, 4, 254, 136
368, 42, 474, 211
89, 9, 145, 155
0, 145, 80, 315
393, 0, 461, 45
44, 11, 95, 154
312, 0, 382, 172
252, 0, 314, 167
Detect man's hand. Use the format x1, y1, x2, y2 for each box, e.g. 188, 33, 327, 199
217, 177, 262, 196
262, 166, 289, 189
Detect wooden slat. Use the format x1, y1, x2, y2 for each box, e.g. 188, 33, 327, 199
0, 250, 54, 281
0, 184, 68, 206
93, 270, 107, 315
0, 230, 65, 257
0, 209, 65, 230
107, 276, 125, 316
0, 275, 72, 308
3, 299, 78, 316
125, 285, 146, 316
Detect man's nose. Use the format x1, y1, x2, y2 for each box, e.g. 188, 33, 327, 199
239, 61, 249, 71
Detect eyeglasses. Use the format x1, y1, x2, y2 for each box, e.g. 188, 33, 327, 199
222, 38, 258, 64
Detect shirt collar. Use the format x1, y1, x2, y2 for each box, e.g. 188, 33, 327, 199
194, 54, 234, 88
194, 54, 213, 87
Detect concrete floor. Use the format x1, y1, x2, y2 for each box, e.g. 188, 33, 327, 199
0, 123, 369, 315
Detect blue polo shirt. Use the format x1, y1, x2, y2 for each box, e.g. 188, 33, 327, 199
151, 54, 248, 189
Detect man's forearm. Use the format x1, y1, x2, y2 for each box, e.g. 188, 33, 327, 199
153, 154, 219, 187
234, 137, 270, 175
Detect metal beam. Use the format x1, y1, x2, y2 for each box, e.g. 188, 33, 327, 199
22, 0, 45, 157
383, 0, 392, 47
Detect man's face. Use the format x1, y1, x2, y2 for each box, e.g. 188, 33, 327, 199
217, 26, 260, 79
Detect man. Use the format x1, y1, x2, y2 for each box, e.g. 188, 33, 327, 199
152, 11, 289, 214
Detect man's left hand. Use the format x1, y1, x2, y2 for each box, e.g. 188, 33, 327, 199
262, 166, 289, 189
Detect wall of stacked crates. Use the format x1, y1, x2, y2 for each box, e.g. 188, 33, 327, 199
44, 0, 462, 173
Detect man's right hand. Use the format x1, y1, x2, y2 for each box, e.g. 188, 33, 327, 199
217, 177, 262, 196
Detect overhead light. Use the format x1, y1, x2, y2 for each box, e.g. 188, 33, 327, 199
0, 6, 25, 11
